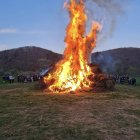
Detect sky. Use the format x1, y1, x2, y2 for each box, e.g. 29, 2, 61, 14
0, 0, 140, 54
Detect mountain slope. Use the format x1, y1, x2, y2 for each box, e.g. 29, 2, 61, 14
92, 47, 140, 74
0, 46, 140, 75
0, 46, 62, 72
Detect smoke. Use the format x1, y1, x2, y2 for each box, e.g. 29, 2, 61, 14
91, 51, 120, 73
63, 0, 125, 41
85, 0, 124, 42
90, 0, 123, 13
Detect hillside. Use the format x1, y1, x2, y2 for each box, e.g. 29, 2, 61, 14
0, 46, 140, 75
92, 47, 140, 75
0, 46, 62, 73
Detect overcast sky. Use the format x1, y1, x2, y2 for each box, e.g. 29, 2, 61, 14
0, 0, 140, 53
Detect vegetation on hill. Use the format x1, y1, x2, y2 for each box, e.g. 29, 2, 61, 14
0, 46, 62, 74
0, 46, 140, 75
92, 47, 140, 75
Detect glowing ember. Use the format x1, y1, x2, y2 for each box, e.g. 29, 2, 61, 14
43, 0, 102, 93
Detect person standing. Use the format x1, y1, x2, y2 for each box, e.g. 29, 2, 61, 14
9, 75, 14, 83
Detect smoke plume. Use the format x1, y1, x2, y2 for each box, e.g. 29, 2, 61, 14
85, 0, 124, 42
63, 0, 126, 47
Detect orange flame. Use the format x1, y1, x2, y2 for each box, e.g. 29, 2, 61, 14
44, 0, 101, 93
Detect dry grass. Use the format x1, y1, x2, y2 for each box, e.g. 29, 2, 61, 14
0, 83, 140, 140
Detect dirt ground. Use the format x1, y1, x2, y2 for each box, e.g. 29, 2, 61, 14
0, 83, 140, 140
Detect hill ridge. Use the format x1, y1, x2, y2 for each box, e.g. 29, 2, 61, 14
0, 46, 62, 73
0, 46, 140, 74
92, 47, 140, 74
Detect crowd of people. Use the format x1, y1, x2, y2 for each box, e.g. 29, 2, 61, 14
17, 74, 39, 83
2, 74, 40, 84
109, 74, 137, 86
1, 73, 137, 86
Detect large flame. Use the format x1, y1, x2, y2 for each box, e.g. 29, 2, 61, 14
44, 0, 101, 93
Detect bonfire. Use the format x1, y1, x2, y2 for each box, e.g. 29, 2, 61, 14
43, 0, 114, 93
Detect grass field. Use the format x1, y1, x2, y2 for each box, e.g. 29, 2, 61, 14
0, 82, 140, 140
136, 77, 140, 86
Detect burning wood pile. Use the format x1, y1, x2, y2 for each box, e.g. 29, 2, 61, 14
88, 63, 115, 92
40, 0, 115, 93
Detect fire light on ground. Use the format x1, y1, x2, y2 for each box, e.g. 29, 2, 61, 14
43, 0, 102, 93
